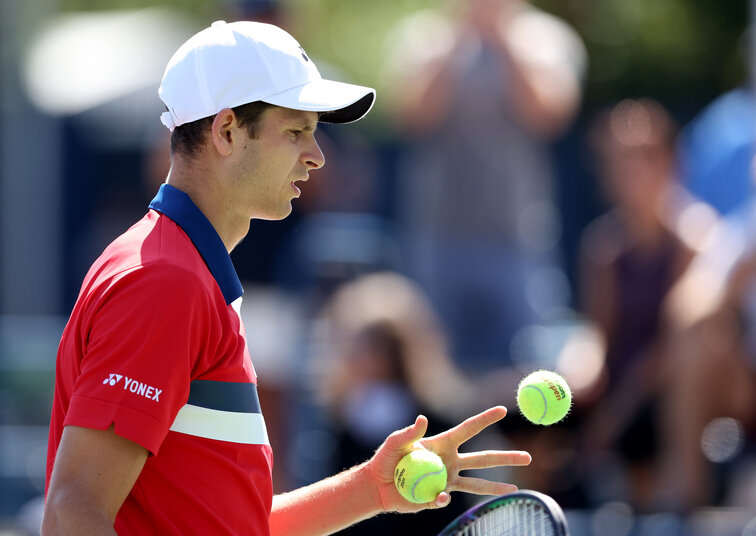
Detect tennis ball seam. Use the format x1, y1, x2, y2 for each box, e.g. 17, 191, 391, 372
521, 384, 548, 424
395, 450, 447, 503
411, 467, 446, 502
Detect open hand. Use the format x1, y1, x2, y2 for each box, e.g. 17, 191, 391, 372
366, 406, 531, 513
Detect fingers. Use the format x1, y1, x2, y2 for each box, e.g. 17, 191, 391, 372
450, 476, 519, 497
457, 450, 532, 471
383, 414, 429, 454
409, 492, 452, 511
445, 406, 508, 446
434, 492, 451, 508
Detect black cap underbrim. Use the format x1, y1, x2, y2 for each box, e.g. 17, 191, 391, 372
318, 92, 376, 124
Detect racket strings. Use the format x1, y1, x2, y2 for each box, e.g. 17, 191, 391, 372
457, 499, 558, 536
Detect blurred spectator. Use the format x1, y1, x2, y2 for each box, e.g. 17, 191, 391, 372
677, 27, 754, 217
300, 272, 490, 534
678, 87, 755, 217
577, 99, 702, 511
386, 0, 587, 372
658, 160, 756, 512
312, 272, 477, 422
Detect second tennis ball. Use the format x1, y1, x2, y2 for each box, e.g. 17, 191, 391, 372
517, 369, 572, 425
394, 449, 447, 503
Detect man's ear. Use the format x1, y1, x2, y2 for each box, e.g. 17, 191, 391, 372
210, 108, 237, 156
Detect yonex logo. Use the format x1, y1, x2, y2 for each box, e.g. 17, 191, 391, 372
299, 46, 309, 62
103, 373, 162, 402
103, 373, 123, 386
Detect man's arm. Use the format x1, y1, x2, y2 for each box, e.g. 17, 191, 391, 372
42, 425, 148, 535
270, 407, 531, 536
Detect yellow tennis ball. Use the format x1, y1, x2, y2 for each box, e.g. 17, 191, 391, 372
394, 449, 447, 503
517, 370, 572, 425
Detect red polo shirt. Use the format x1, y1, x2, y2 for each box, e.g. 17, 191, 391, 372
46, 184, 273, 535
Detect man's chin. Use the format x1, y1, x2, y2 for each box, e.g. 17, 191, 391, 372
252, 205, 293, 222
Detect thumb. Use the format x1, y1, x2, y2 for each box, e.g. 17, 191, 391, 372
434, 492, 451, 508
385, 415, 429, 453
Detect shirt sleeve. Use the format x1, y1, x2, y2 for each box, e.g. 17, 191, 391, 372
64, 264, 215, 455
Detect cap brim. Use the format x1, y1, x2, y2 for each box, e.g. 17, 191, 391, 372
263, 78, 375, 124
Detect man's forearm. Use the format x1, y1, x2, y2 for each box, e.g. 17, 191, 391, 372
270, 462, 384, 536
41, 490, 119, 536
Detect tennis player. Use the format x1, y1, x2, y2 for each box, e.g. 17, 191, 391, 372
41, 21, 531, 536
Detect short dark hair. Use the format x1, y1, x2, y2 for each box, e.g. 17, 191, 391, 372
170, 101, 274, 158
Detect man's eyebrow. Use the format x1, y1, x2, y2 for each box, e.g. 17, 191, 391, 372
287, 112, 319, 132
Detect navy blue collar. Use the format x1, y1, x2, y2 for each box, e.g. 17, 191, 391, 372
149, 184, 243, 305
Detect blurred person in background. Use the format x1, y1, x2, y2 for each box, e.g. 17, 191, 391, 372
653, 55, 756, 509
305, 271, 484, 535
677, 27, 754, 218
386, 0, 587, 376
678, 86, 755, 217
657, 156, 756, 512
576, 99, 700, 512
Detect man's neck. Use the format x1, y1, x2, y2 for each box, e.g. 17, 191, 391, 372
165, 161, 248, 253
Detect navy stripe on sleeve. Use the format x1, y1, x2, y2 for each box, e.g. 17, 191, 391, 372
186, 380, 261, 414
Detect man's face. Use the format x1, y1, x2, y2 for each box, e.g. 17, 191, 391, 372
229, 106, 324, 221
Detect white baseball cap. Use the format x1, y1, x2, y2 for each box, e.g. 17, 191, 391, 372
158, 20, 375, 131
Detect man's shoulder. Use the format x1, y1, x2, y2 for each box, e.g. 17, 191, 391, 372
103, 211, 204, 269
84, 211, 213, 297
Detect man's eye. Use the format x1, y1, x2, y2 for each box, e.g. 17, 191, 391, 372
290, 130, 302, 138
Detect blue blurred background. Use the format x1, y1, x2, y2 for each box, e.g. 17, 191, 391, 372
1, 0, 755, 535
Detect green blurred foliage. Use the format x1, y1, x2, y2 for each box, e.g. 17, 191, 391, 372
61, 0, 222, 17
292, 0, 748, 125
289, 0, 444, 131
58, 0, 749, 122
538, 0, 748, 112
